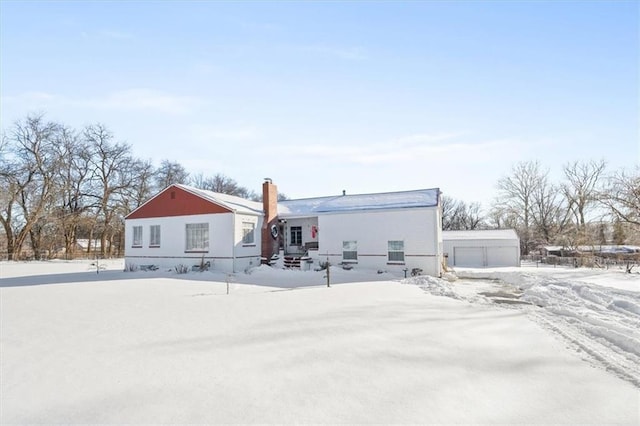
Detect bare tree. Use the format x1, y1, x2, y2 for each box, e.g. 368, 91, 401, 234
602, 167, 640, 227
530, 177, 567, 244
612, 218, 626, 244
53, 126, 94, 257
154, 160, 189, 191
442, 195, 485, 230
191, 173, 245, 196
189, 172, 209, 190
243, 190, 288, 202
0, 145, 20, 259
486, 204, 519, 230
1, 113, 295, 260
463, 202, 484, 230
123, 159, 156, 210
495, 161, 546, 253
562, 159, 607, 230
441, 195, 461, 231
0, 115, 60, 259
114, 159, 156, 256
84, 124, 133, 257
191, 173, 287, 201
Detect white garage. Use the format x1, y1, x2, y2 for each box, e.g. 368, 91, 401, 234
443, 229, 520, 268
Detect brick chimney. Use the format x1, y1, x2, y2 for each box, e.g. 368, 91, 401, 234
261, 178, 279, 260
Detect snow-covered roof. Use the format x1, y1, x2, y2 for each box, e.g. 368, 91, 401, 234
543, 245, 640, 254
75, 239, 102, 249
278, 188, 440, 217
176, 184, 264, 215
543, 246, 564, 252
443, 229, 519, 241
598, 245, 640, 253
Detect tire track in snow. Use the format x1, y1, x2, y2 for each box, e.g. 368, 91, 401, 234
517, 276, 640, 388
524, 304, 640, 388
409, 272, 640, 388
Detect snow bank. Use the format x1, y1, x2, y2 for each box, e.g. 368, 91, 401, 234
405, 274, 461, 299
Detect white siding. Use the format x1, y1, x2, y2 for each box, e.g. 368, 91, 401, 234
283, 217, 319, 255
486, 247, 519, 267
125, 212, 262, 273
453, 247, 484, 267
317, 208, 442, 276
232, 213, 263, 272
443, 232, 520, 268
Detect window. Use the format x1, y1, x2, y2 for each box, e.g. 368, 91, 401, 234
388, 240, 405, 262
186, 223, 209, 251
242, 222, 255, 244
132, 226, 142, 247
290, 226, 302, 246
150, 225, 161, 247
343, 240, 357, 261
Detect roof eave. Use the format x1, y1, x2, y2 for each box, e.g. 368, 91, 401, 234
279, 204, 438, 217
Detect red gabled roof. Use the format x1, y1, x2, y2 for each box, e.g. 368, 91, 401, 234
126, 185, 232, 219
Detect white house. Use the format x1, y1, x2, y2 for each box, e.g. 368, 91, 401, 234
124, 184, 264, 272
442, 229, 520, 268
276, 186, 443, 276
125, 180, 444, 276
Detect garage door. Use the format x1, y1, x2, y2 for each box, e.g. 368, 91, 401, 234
486, 247, 518, 267
453, 247, 484, 267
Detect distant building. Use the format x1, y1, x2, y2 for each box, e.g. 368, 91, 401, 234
443, 229, 520, 268
541, 245, 640, 257
75, 239, 103, 254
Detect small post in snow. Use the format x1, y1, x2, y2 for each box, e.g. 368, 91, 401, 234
226, 274, 233, 295
95, 256, 99, 275
325, 252, 330, 287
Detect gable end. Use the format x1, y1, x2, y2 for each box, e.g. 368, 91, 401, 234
126, 185, 232, 219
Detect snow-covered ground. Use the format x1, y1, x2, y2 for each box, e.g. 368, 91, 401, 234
1, 260, 639, 424
414, 263, 640, 388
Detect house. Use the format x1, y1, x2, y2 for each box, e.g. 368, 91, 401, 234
443, 229, 520, 268
277, 187, 443, 276
125, 180, 444, 276
75, 239, 103, 254
125, 184, 264, 272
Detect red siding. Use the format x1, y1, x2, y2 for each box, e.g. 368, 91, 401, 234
127, 186, 231, 219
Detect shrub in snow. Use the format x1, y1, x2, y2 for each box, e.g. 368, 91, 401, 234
124, 263, 138, 272
192, 260, 211, 272
174, 264, 189, 274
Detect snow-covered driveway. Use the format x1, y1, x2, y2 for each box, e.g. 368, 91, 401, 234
422, 265, 640, 388
1, 261, 639, 424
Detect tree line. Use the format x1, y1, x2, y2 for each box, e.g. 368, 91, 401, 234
1, 114, 638, 259
444, 159, 640, 254
0, 114, 284, 260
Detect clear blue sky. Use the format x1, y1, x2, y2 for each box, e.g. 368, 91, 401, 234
1, 1, 638, 205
